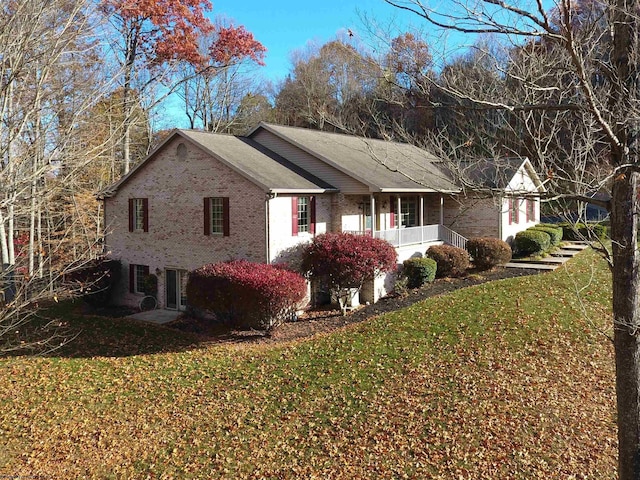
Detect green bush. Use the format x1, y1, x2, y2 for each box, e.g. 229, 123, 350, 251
531, 225, 563, 246
425, 244, 470, 278
591, 223, 608, 239
514, 229, 551, 256
557, 222, 583, 241
142, 274, 158, 297
402, 257, 437, 288
466, 237, 512, 270
557, 222, 608, 240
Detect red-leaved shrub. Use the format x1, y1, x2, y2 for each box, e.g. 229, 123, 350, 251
301, 233, 397, 313
186, 260, 307, 330
425, 244, 470, 278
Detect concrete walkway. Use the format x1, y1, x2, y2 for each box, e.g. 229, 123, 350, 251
127, 309, 182, 325
505, 241, 588, 271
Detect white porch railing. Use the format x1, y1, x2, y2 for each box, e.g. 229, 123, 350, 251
346, 224, 467, 250
438, 225, 468, 249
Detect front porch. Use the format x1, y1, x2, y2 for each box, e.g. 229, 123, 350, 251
346, 224, 467, 250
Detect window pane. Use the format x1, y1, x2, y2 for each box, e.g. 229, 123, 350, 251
298, 197, 309, 233
134, 199, 144, 230
210, 198, 224, 234
135, 265, 146, 293
401, 198, 416, 227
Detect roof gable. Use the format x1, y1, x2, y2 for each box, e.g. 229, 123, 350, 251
100, 129, 337, 198
458, 157, 545, 192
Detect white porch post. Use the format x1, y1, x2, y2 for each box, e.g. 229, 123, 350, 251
419, 194, 424, 243
370, 194, 376, 234
439, 195, 444, 225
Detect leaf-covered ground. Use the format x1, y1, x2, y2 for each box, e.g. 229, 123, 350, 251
0, 249, 616, 478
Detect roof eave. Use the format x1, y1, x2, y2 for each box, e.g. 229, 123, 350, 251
270, 188, 339, 194
379, 187, 461, 194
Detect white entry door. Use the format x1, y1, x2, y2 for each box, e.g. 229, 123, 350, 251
165, 269, 188, 311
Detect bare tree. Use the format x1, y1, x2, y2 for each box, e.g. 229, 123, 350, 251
383, 0, 640, 477
274, 39, 383, 131
0, 0, 115, 353
176, 20, 268, 134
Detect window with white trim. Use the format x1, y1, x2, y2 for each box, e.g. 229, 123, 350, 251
204, 197, 229, 236
128, 198, 148, 232
129, 264, 149, 295
297, 196, 310, 233
209, 197, 224, 235
134, 199, 145, 231
400, 197, 417, 227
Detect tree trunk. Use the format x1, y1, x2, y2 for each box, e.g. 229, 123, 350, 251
611, 170, 640, 479
612, 1, 640, 474
122, 77, 131, 175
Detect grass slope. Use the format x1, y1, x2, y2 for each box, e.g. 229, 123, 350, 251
0, 249, 615, 478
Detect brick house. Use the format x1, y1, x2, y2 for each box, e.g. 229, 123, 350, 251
100, 123, 544, 310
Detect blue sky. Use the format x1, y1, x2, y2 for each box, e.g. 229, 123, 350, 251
209, 0, 409, 82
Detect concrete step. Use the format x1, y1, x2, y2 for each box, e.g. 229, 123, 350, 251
562, 243, 589, 250
504, 262, 559, 270
529, 256, 569, 264
550, 249, 581, 257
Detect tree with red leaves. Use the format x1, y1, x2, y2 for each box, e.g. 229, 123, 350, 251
302, 233, 397, 314
102, 0, 265, 173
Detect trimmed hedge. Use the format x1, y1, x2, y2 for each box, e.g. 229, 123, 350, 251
531, 225, 562, 246
402, 257, 437, 288
425, 244, 470, 278
466, 237, 512, 270
186, 260, 307, 330
514, 229, 550, 256
557, 222, 608, 240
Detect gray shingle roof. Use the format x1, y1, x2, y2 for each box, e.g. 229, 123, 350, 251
178, 130, 336, 192
254, 123, 460, 193
101, 129, 337, 197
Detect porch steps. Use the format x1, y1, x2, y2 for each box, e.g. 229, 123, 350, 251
504, 241, 588, 271
528, 256, 569, 264
561, 243, 589, 250
504, 262, 560, 271
550, 250, 581, 258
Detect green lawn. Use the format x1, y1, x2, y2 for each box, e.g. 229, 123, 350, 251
0, 249, 616, 478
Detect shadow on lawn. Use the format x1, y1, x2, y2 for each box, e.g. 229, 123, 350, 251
0, 301, 221, 358
2, 266, 539, 358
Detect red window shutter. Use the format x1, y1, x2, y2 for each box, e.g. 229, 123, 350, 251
508, 198, 512, 225
143, 265, 150, 276
223, 197, 230, 237
514, 198, 520, 223
526, 199, 531, 222
203, 198, 210, 236
128, 199, 134, 232
142, 198, 149, 232
310, 196, 316, 235
390, 196, 397, 228
129, 264, 134, 293
291, 196, 298, 236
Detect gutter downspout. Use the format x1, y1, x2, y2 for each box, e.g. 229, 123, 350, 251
266, 192, 277, 263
